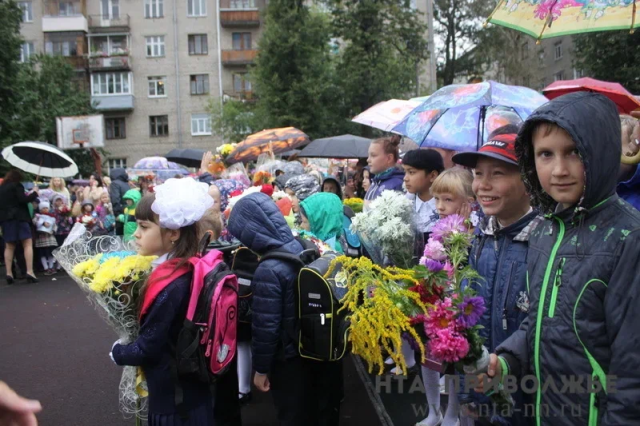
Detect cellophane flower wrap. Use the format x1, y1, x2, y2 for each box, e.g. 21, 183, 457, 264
54, 223, 156, 419
343, 197, 364, 213
350, 190, 422, 269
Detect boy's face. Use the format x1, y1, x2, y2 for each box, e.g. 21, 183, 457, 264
126, 199, 134, 207
473, 157, 530, 224
532, 125, 585, 210
322, 181, 339, 195
402, 165, 436, 195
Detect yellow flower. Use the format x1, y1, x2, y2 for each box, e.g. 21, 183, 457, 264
72, 254, 103, 278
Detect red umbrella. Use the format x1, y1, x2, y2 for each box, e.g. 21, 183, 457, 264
543, 78, 640, 115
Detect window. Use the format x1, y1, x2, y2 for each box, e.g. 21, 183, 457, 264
146, 36, 165, 57
233, 73, 251, 93
554, 71, 565, 82
18, 2, 32, 22
45, 33, 81, 57
188, 0, 206, 16
188, 34, 208, 55
190, 74, 209, 95
229, 0, 255, 8
145, 0, 164, 18
105, 117, 126, 139
20, 42, 35, 62
191, 114, 211, 136
573, 68, 584, 79
148, 76, 166, 97
554, 42, 563, 60
150, 115, 169, 137
538, 49, 545, 66
91, 72, 132, 95
108, 158, 127, 171
90, 35, 128, 56
232, 33, 251, 50
101, 0, 120, 19
520, 41, 528, 60
58, 2, 76, 16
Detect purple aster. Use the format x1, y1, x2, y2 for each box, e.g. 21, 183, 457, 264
456, 296, 485, 328
421, 258, 444, 273
431, 215, 468, 242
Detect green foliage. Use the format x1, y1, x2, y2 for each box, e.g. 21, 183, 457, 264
574, 31, 640, 94
0, 0, 25, 148
207, 98, 258, 143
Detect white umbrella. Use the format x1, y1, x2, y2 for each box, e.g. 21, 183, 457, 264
1, 141, 78, 177
352, 99, 422, 132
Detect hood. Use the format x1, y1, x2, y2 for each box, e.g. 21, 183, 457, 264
110, 168, 129, 183
228, 192, 298, 255
372, 167, 404, 183
285, 174, 320, 201
300, 192, 343, 242
52, 193, 67, 205
516, 92, 621, 214
322, 176, 343, 200
123, 189, 142, 206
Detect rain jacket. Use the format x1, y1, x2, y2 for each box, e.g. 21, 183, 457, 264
227, 192, 304, 374
496, 92, 640, 426
109, 168, 131, 216
363, 167, 404, 208
118, 189, 141, 241
300, 192, 344, 253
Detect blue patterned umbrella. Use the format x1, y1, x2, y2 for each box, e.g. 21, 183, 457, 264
392, 81, 548, 152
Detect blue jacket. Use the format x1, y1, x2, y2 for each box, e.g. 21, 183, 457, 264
227, 192, 303, 374
617, 165, 640, 211
364, 167, 405, 203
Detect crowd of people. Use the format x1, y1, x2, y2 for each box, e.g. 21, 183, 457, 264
2, 92, 640, 426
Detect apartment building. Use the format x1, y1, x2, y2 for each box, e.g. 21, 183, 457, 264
518, 36, 585, 91
17, 0, 264, 168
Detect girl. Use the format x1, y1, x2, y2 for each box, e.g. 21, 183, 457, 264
49, 177, 71, 208
364, 136, 405, 209
431, 168, 478, 229
96, 191, 116, 235
77, 201, 103, 234
52, 194, 73, 249
33, 200, 58, 276
299, 192, 345, 254
110, 178, 240, 426
84, 175, 104, 205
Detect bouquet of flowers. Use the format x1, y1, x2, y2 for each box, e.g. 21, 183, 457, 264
216, 143, 237, 160
350, 190, 421, 269
54, 224, 156, 420
252, 170, 273, 186
343, 197, 364, 213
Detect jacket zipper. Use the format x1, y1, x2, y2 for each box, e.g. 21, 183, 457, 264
548, 257, 565, 318
501, 262, 517, 331
534, 217, 565, 426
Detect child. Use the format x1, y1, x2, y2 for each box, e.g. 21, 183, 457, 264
480, 92, 640, 424
365, 136, 404, 208
33, 200, 58, 276
52, 194, 73, 249
299, 192, 345, 254
96, 191, 116, 235
228, 192, 342, 426
77, 201, 102, 234
117, 189, 141, 241
321, 176, 343, 199
110, 178, 241, 425
431, 168, 477, 227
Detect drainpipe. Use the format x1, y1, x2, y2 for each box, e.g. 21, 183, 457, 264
216, 0, 223, 103
172, 0, 183, 147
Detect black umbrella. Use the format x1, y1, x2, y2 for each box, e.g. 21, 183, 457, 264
164, 148, 206, 168
298, 134, 372, 159
1, 141, 78, 177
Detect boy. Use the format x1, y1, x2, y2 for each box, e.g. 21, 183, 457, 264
479, 92, 640, 425
453, 129, 537, 425
402, 149, 444, 236
117, 189, 141, 241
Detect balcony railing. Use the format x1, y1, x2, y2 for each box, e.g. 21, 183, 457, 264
88, 15, 130, 31
88, 55, 131, 71
220, 10, 260, 27
92, 94, 134, 111
220, 0, 258, 9
221, 49, 257, 66
224, 90, 254, 101
63, 56, 89, 70
43, 0, 86, 17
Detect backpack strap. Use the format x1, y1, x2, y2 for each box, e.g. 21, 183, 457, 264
139, 260, 191, 319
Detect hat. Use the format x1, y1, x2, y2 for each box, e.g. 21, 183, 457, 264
452, 134, 518, 168
402, 149, 445, 173
39, 200, 50, 210
285, 174, 320, 201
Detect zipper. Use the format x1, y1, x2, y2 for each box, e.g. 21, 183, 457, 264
534, 217, 565, 426
548, 257, 565, 318
501, 262, 517, 331
589, 374, 599, 426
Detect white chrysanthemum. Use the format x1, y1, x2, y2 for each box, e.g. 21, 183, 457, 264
152, 177, 213, 229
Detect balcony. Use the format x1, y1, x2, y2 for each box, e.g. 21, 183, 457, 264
64, 55, 89, 70
220, 10, 260, 27
43, 0, 87, 32
221, 49, 257, 66
88, 15, 130, 32
89, 55, 131, 71
92, 95, 134, 111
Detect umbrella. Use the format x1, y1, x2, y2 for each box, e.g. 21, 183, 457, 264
392, 81, 548, 152
133, 156, 188, 171
486, 0, 640, 41
298, 134, 373, 159
226, 127, 310, 164
352, 99, 422, 132
164, 148, 206, 168
1, 141, 78, 178
543, 77, 640, 114
279, 149, 301, 158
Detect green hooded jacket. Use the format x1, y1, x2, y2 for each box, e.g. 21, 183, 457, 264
118, 189, 141, 241
300, 192, 343, 253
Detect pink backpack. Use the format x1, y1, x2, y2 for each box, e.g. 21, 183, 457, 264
175, 234, 239, 382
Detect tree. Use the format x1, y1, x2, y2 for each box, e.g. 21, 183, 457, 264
574, 31, 640, 94
251, 1, 344, 139
0, 0, 25, 148
207, 98, 258, 143
330, 0, 430, 129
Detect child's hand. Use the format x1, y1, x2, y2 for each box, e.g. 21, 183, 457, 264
474, 353, 502, 393
253, 373, 270, 392
457, 202, 472, 221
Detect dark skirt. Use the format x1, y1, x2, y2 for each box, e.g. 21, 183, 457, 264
148, 403, 214, 426
1, 220, 32, 243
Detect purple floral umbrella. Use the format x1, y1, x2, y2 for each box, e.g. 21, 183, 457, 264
133, 156, 189, 171
392, 81, 548, 152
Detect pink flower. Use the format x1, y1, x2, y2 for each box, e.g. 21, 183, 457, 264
428, 327, 470, 363
423, 239, 447, 261
431, 215, 467, 242
443, 261, 454, 278
424, 298, 454, 337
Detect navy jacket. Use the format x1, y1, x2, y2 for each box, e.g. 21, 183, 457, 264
227, 192, 304, 374
112, 273, 212, 415
364, 167, 405, 203
109, 168, 131, 216
0, 182, 37, 223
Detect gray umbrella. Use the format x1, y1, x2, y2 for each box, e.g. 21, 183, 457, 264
298, 134, 372, 159
164, 148, 206, 168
